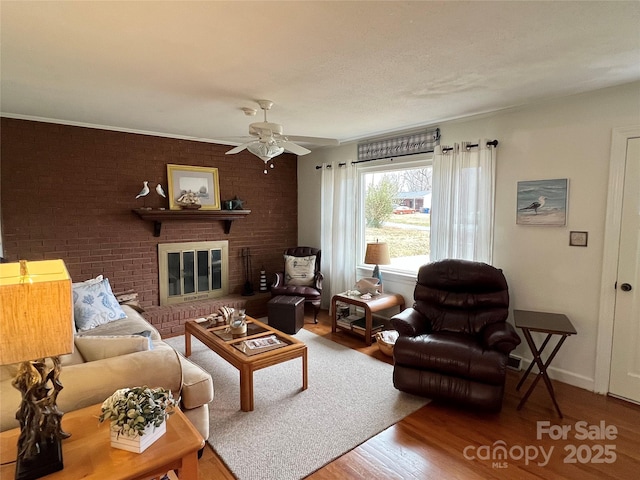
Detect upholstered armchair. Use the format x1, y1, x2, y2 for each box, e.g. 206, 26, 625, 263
271, 247, 323, 323
391, 259, 521, 412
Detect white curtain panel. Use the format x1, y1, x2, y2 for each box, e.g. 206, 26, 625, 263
321, 162, 357, 310
431, 140, 496, 264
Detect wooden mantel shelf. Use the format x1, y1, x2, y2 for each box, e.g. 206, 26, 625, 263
132, 208, 250, 236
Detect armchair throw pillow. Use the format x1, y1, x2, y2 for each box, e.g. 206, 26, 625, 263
284, 255, 316, 287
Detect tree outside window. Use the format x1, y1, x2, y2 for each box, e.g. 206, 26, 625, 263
361, 162, 432, 274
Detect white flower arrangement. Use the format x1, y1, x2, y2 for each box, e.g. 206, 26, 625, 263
98, 386, 176, 438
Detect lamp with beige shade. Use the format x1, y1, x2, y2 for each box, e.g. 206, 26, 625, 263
364, 241, 391, 285
0, 259, 74, 480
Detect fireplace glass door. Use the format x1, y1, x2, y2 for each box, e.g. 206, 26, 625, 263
159, 241, 228, 306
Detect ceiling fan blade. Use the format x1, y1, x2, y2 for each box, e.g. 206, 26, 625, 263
280, 141, 311, 156
284, 135, 339, 146
225, 143, 252, 155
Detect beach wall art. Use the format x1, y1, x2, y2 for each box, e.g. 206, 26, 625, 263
516, 178, 568, 226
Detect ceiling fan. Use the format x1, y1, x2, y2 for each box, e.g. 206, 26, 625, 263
225, 100, 338, 173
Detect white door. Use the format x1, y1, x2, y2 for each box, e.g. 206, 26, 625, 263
609, 135, 640, 402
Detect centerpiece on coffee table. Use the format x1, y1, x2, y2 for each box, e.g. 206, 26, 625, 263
98, 386, 176, 453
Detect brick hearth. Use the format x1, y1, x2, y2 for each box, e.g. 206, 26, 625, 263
142, 293, 271, 337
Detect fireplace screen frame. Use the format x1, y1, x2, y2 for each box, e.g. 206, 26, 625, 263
158, 241, 229, 306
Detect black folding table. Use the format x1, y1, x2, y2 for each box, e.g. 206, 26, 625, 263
514, 309, 577, 418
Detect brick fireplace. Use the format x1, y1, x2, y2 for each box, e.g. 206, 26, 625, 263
0, 118, 298, 335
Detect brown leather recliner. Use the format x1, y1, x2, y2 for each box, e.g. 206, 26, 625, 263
391, 259, 521, 412
271, 247, 323, 323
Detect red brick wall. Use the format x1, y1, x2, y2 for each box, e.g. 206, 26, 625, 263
0, 118, 298, 312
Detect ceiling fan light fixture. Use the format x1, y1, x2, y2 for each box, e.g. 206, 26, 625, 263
247, 141, 284, 162
224, 100, 338, 172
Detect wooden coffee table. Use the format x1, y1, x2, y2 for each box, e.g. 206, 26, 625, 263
0, 404, 204, 480
185, 316, 308, 412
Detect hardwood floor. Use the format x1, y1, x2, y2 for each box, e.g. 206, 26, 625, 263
195, 310, 640, 479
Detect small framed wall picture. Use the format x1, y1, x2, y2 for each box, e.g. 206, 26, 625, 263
516, 178, 568, 226
569, 231, 588, 247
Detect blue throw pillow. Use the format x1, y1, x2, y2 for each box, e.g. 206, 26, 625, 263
73, 277, 126, 331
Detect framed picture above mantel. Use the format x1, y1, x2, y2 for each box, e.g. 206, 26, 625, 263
167, 164, 221, 210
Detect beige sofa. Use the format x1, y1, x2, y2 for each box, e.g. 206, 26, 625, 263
0, 305, 214, 442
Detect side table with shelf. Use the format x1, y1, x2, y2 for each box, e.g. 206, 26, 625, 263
331, 292, 405, 346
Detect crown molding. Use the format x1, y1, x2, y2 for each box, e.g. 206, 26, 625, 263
0, 112, 238, 146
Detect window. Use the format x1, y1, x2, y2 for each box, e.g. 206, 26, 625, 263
357, 156, 433, 276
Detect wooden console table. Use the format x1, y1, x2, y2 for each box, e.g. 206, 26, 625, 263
514, 309, 577, 418
0, 404, 204, 480
331, 292, 405, 346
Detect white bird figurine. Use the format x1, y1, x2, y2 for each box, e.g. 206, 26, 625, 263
135, 181, 150, 199
156, 184, 167, 198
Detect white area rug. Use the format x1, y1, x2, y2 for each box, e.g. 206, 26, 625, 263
165, 329, 429, 480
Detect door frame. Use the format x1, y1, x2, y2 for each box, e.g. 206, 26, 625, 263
594, 125, 640, 394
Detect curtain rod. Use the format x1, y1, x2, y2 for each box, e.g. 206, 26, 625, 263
315, 139, 498, 169
441, 139, 498, 153
315, 163, 347, 170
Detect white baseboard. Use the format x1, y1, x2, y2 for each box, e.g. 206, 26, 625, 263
518, 358, 595, 392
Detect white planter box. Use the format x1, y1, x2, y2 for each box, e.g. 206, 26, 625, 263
110, 421, 166, 453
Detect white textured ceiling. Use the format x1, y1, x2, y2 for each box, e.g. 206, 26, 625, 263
1, 1, 639, 148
